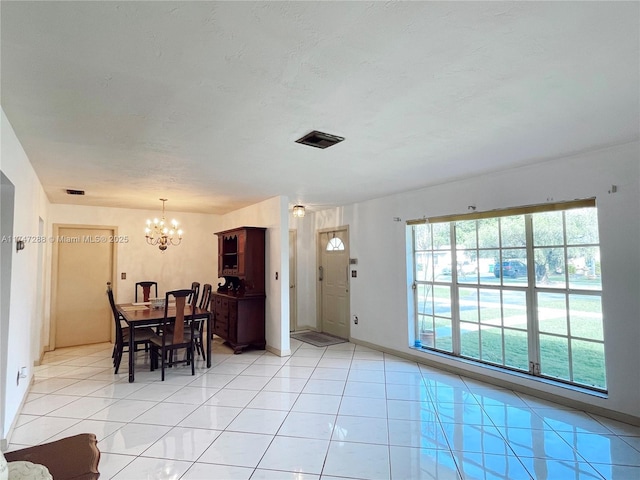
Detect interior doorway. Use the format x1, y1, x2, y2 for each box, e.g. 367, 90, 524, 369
317, 227, 350, 339
289, 229, 297, 332
0, 172, 15, 445
51, 225, 116, 349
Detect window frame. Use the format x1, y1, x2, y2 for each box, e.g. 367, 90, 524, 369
409, 198, 606, 392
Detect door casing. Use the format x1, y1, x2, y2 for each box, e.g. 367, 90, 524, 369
289, 229, 297, 332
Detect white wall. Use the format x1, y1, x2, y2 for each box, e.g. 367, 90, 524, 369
0, 109, 50, 444
217, 196, 290, 355
49, 204, 218, 306
289, 211, 317, 331
314, 141, 640, 422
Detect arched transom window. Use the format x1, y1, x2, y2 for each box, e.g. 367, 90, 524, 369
326, 237, 345, 251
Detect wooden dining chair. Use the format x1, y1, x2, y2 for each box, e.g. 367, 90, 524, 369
149, 289, 197, 381
193, 283, 212, 360
135, 281, 158, 302
188, 282, 200, 306
107, 282, 154, 374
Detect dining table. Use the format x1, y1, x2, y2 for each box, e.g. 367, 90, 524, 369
116, 302, 212, 382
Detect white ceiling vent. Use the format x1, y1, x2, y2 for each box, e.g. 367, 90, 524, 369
295, 131, 344, 149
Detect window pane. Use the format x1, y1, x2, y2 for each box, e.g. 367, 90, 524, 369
479, 289, 501, 326
456, 220, 477, 249
434, 246, 452, 280
533, 211, 564, 246
498, 249, 528, 286
478, 218, 499, 248
539, 334, 570, 380
432, 223, 451, 249
503, 290, 527, 330
480, 249, 500, 285
457, 250, 478, 284
434, 317, 452, 352
568, 246, 602, 290
419, 315, 436, 348
534, 247, 566, 289
571, 339, 606, 389
414, 224, 432, 250
480, 326, 504, 364
500, 215, 525, 248
459, 288, 478, 322
418, 314, 435, 344
415, 252, 433, 282
504, 329, 529, 371
566, 208, 599, 245
417, 284, 433, 315
537, 292, 568, 335
434, 285, 451, 318
327, 238, 345, 251
460, 322, 480, 358
569, 295, 603, 341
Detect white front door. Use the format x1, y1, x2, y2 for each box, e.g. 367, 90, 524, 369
318, 227, 350, 339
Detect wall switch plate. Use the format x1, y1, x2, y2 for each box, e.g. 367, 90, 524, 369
351, 270, 357, 277
121, 272, 126, 279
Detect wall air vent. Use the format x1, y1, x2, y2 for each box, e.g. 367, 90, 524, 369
295, 130, 344, 149
66, 189, 85, 195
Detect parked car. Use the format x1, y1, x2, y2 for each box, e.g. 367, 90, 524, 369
494, 260, 528, 278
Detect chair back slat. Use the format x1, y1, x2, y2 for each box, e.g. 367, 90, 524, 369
162, 288, 195, 344
172, 295, 185, 341
136, 281, 158, 302
188, 282, 200, 306
199, 284, 212, 310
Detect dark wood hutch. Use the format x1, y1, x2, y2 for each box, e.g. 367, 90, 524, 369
212, 226, 266, 353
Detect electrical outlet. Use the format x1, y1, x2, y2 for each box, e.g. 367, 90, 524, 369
353, 315, 358, 325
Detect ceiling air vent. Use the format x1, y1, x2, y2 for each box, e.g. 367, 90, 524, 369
295, 130, 344, 149
66, 189, 85, 195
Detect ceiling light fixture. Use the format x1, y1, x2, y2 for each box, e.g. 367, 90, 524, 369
292, 205, 306, 218
145, 198, 183, 252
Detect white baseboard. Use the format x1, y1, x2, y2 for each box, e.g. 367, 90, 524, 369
1, 375, 35, 450
266, 344, 291, 357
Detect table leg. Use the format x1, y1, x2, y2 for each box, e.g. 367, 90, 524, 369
206, 312, 212, 368
128, 325, 135, 382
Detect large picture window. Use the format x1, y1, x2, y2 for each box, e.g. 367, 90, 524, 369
411, 199, 606, 391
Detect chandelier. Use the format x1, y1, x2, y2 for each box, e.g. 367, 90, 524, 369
145, 198, 183, 251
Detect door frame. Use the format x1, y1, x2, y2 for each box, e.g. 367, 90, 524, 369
289, 229, 297, 332
315, 225, 350, 336
49, 224, 118, 350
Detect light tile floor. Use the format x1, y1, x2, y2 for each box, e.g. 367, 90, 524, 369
7, 338, 640, 479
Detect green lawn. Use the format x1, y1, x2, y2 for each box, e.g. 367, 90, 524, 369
459, 328, 606, 389
420, 283, 606, 390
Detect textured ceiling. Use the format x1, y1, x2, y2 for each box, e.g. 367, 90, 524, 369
1, 2, 638, 214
